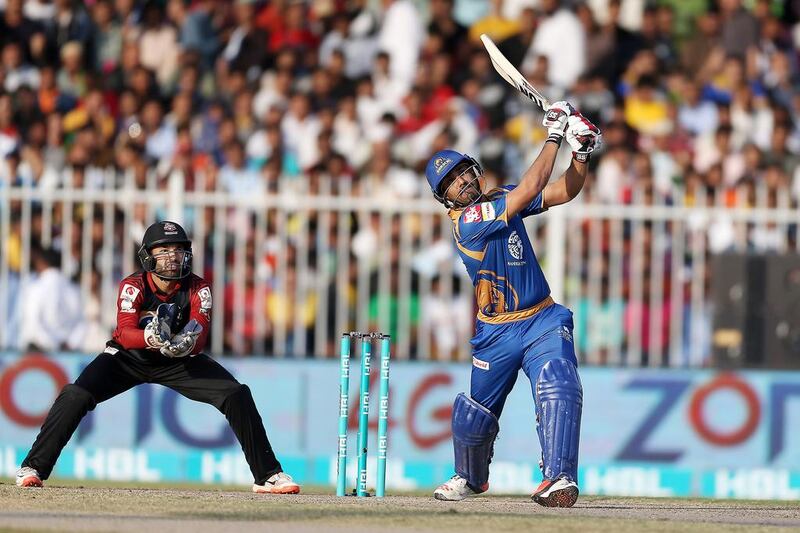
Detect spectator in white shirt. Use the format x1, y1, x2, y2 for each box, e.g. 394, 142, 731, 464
142, 99, 177, 164
2, 42, 40, 92
319, 12, 350, 68
678, 81, 718, 137
219, 140, 264, 196
372, 51, 406, 114
253, 69, 293, 120
281, 92, 322, 171
333, 96, 370, 169
523, 0, 586, 90
138, 2, 180, 87
19, 242, 85, 352
378, 0, 423, 95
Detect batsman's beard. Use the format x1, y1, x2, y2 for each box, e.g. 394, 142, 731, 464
443, 167, 483, 209
451, 176, 482, 209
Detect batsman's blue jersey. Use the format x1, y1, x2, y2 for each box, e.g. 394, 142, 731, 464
449, 185, 551, 323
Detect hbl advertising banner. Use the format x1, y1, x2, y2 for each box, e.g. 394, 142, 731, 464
1, 352, 799, 498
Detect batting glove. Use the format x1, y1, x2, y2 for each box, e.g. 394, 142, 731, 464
160, 319, 203, 358
542, 101, 577, 144
565, 114, 602, 163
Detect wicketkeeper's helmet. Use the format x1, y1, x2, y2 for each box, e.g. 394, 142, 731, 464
138, 221, 193, 279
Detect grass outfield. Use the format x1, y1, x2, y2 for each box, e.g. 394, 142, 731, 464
2, 479, 800, 533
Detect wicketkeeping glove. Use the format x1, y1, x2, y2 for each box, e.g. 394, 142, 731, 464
160, 319, 203, 358
565, 114, 602, 163
143, 303, 177, 349
542, 101, 577, 144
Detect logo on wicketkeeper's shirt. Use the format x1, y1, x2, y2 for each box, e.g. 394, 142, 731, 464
119, 283, 139, 313
198, 286, 212, 315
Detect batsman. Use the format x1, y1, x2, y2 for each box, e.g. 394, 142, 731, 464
426, 103, 600, 506
15, 221, 300, 495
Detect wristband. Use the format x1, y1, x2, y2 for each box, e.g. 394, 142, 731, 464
546, 133, 563, 146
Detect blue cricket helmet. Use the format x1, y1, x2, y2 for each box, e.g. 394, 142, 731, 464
425, 149, 471, 198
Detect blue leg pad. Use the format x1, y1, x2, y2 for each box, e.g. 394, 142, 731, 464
452, 392, 499, 491
535, 358, 582, 481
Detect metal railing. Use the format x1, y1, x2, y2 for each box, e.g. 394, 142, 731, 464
1, 167, 798, 366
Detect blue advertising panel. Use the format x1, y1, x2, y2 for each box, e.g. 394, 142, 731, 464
2, 352, 800, 498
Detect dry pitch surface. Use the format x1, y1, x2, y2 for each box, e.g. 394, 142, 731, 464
2, 481, 800, 533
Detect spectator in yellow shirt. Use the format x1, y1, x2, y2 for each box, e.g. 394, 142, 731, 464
468, 0, 520, 44
624, 76, 670, 135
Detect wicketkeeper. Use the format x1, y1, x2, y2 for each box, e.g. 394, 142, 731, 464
16, 221, 300, 494
425, 103, 600, 506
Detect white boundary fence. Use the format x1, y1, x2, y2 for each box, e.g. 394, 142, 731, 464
1, 170, 798, 367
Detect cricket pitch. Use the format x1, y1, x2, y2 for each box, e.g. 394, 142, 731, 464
2, 481, 799, 533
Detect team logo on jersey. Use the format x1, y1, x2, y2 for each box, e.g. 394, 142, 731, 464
433, 157, 452, 175
508, 231, 523, 260
479, 202, 496, 221
119, 283, 140, 313
462, 205, 482, 223
198, 286, 212, 315
476, 271, 519, 315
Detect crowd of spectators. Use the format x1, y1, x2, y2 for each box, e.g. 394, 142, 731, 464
1, 0, 799, 361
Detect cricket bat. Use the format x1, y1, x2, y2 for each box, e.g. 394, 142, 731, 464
479, 33, 551, 111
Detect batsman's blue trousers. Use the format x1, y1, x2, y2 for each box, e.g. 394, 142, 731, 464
469, 302, 577, 418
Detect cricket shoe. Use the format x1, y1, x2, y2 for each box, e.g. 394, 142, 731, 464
252, 472, 300, 494
433, 475, 486, 501
531, 476, 578, 508
15, 467, 43, 488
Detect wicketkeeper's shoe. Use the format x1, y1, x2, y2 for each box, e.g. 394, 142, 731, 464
433, 475, 486, 501
252, 472, 300, 494
531, 476, 579, 507
15, 467, 43, 488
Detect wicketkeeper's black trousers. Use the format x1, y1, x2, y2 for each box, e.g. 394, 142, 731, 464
22, 351, 283, 484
